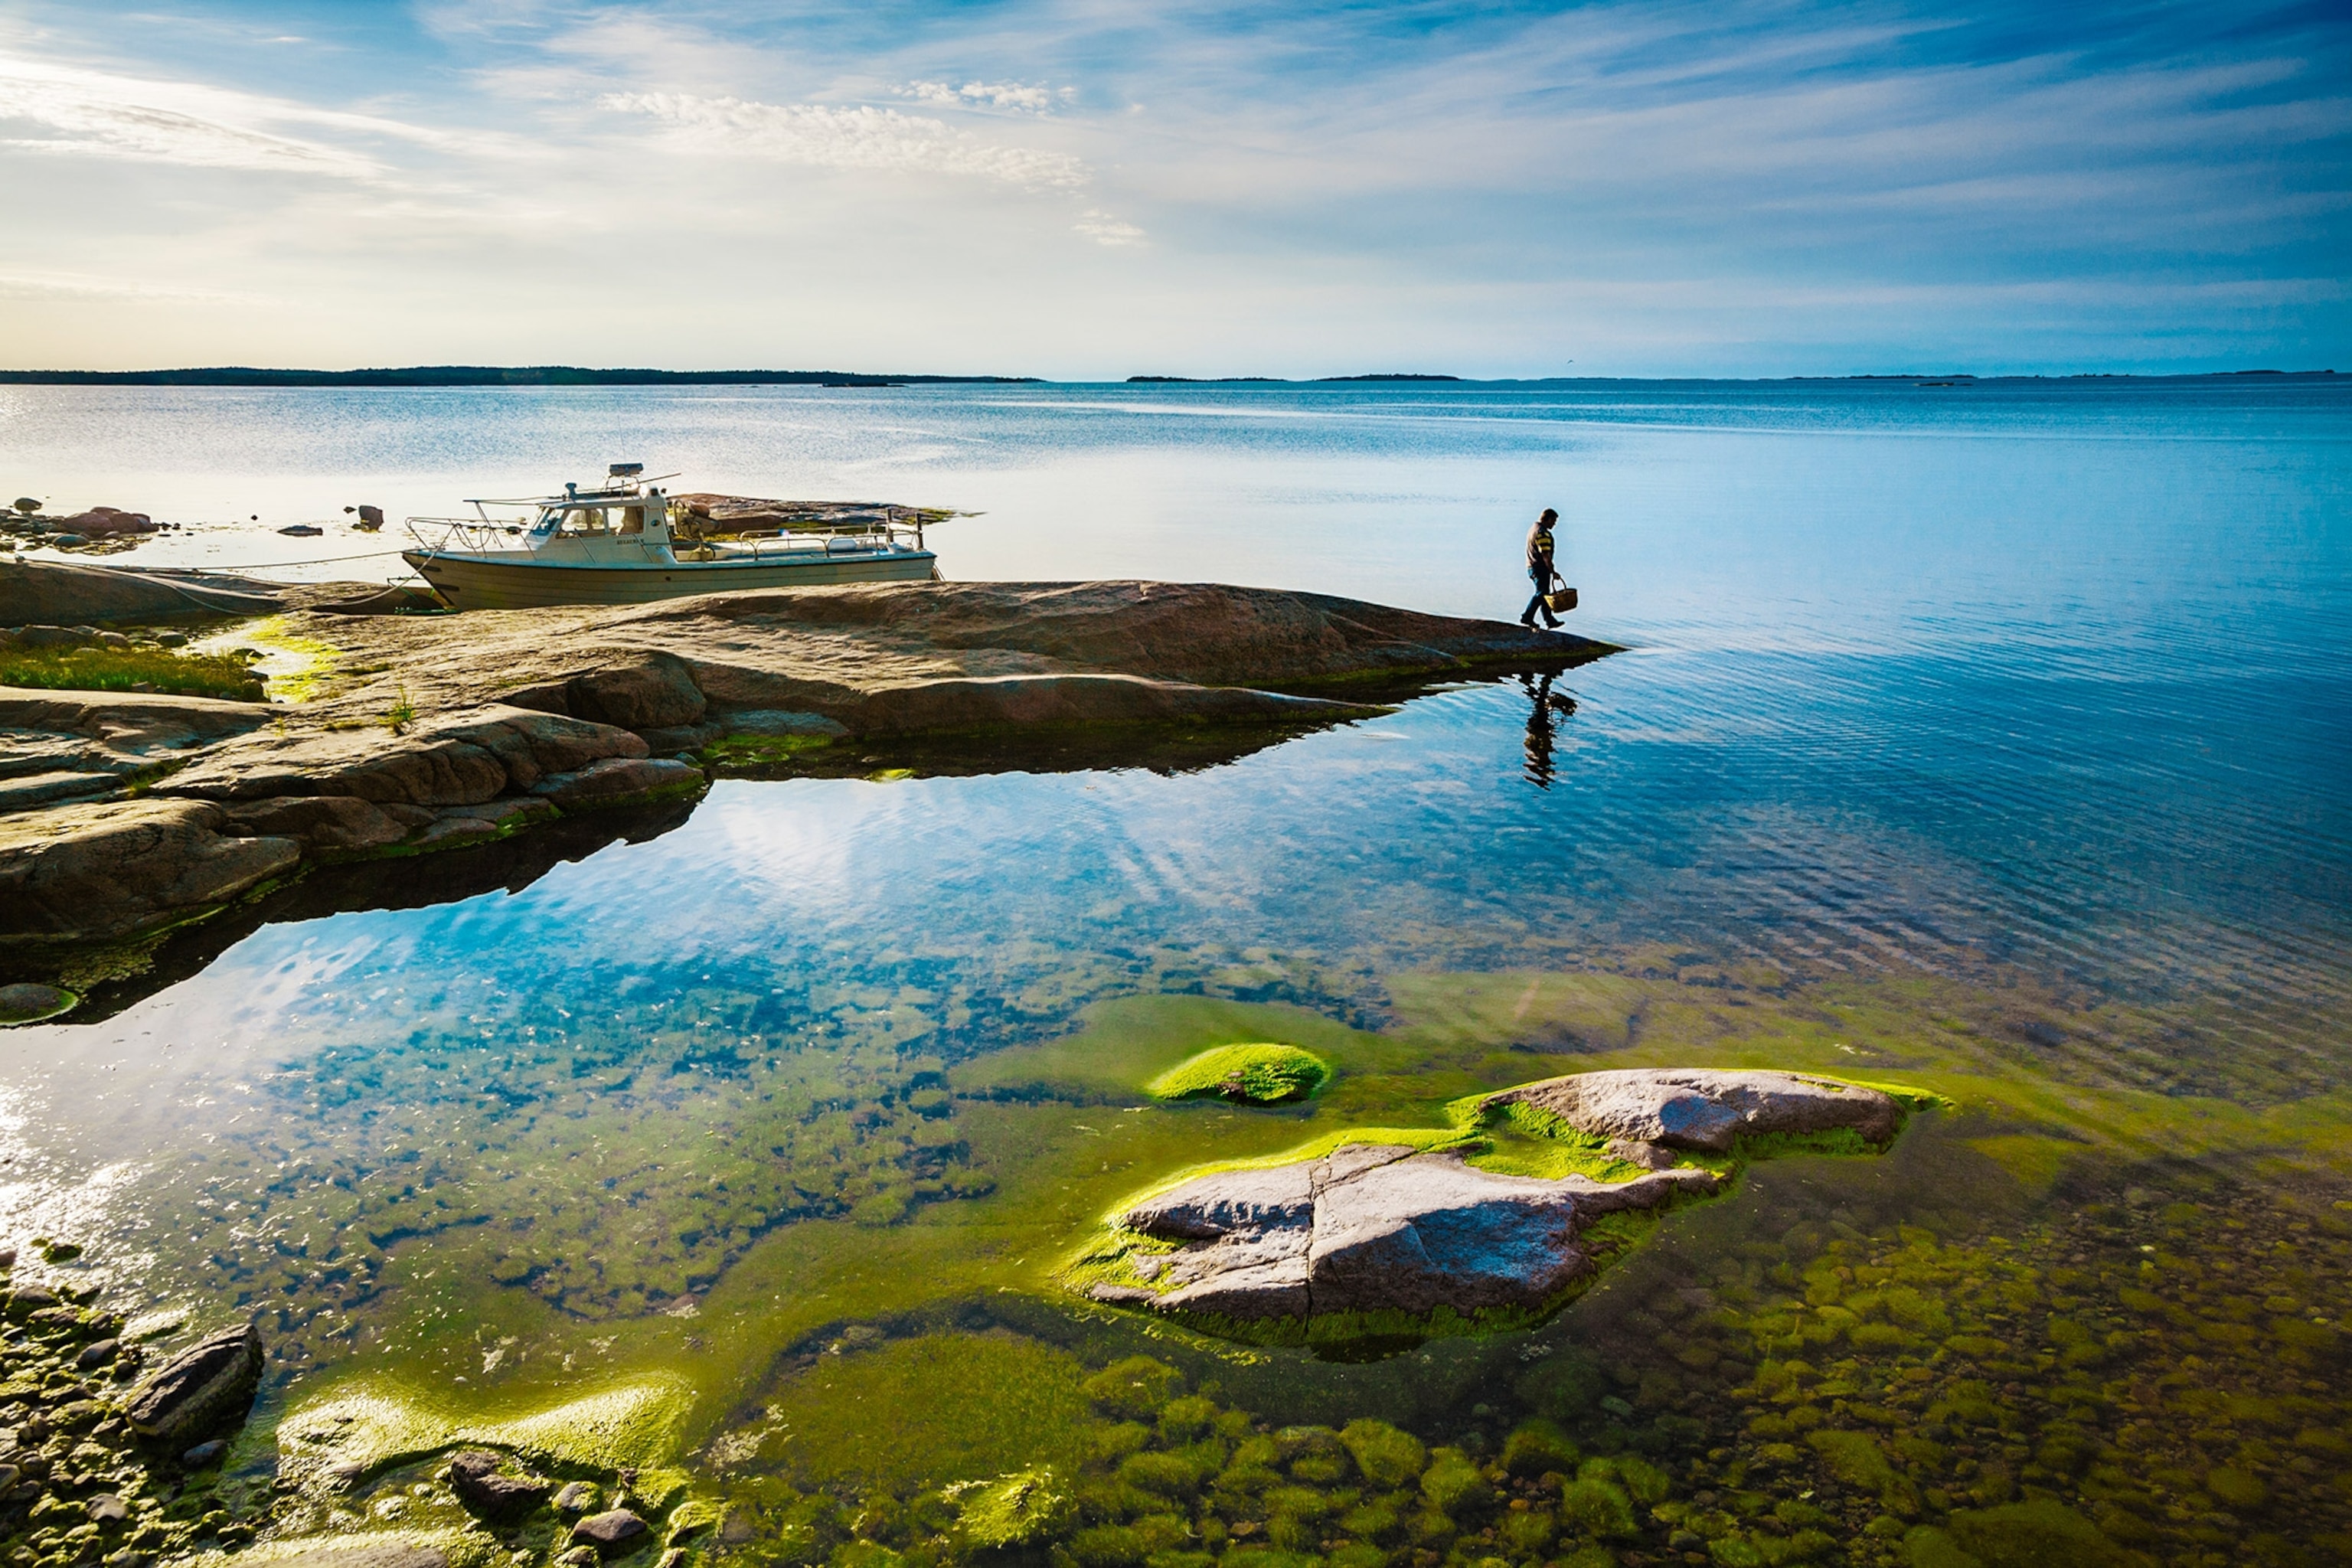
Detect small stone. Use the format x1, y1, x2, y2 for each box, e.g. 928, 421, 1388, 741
5, 1285, 58, 1320
179, 1440, 225, 1468
84, 1496, 128, 1526
445, 1449, 551, 1519
103, 1551, 145, 1568
557, 1550, 599, 1568
75, 1341, 118, 1372
657, 1552, 686, 1568
571, 1509, 649, 1556
553, 1481, 599, 1516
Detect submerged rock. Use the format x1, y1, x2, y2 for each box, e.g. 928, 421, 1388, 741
446, 1448, 554, 1519
270, 1545, 449, 1568
123, 1318, 263, 1449
1102, 1143, 1717, 1319
1485, 1068, 1901, 1156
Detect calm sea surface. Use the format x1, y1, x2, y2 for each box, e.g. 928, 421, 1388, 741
3, 378, 2350, 1557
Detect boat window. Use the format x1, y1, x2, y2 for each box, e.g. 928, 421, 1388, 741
565, 508, 606, 534
616, 506, 645, 535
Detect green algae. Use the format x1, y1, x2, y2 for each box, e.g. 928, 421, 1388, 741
944, 1466, 1074, 1547
1147, 1044, 1332, 1105
705, 733, 838, 770
194, 613, 342, 701
273, 1375, 694, 1491
753, 1332, 1095, 1493
184, 1527, 510, 1568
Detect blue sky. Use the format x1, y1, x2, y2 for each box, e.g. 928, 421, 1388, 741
0, 0, 2344, 375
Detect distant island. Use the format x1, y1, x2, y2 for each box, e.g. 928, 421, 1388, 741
0, 366, 1039, 387
1126, 374, 1463, 384
0, 366, 2331, 390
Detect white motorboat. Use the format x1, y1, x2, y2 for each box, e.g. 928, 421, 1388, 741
401, 465, 942, 609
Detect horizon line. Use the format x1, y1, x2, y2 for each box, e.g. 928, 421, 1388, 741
0, 365, 2339, 388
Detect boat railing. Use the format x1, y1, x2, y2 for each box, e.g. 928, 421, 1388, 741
704, 522, 925, 560
406, 516, 530, 555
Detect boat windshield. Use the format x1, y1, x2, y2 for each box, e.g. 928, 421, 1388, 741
532, 501, 652, 537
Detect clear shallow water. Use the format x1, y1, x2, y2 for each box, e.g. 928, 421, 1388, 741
4, 377, 2351, 1560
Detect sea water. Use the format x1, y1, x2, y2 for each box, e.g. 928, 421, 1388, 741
2, 377, 2349, 1562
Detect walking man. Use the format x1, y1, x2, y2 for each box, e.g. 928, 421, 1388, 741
1521, 507, 1563, 629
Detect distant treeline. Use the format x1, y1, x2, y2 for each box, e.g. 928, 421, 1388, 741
0, 366, 1039, 387
1127, 374, 1463, 384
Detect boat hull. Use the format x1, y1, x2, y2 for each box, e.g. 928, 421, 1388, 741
403, 549, 939, 609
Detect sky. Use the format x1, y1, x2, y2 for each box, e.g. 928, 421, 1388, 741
0, 0, 2346, 377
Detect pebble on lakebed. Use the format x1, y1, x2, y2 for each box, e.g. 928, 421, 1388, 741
1076, 1069, 1929, 1330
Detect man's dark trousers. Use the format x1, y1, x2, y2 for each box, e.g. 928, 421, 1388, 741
1522, 566, 1560, 628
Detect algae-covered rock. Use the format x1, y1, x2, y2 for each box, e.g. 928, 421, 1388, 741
945, 1467, 1073, 1549
0, 982, 75, 1025
1942, 1499, 2139, 1566
1337, 1419, 1426, 1487
1146, 1044, 1331, 1105
665, 1498, 722, 1544
1083, 1357, 1184, 1419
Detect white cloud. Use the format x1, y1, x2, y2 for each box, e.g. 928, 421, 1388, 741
0, 50, 520, 180
600, 90, 1092, 191
1075, 210, 1145, 246
897, 80, 1071, 115
0, 52, 384, 176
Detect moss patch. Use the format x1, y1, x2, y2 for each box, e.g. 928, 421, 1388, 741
1146, 1044, 1331, 1105
194, 614, 342, 701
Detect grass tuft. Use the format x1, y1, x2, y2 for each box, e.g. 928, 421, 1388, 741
0, 644, 263, 701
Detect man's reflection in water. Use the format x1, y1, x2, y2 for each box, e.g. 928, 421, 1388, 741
1519, 671, 1578, 789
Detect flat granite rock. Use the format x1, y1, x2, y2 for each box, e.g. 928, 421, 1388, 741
1103, 1144, 1717, 1320
0, 798, 299, 942
1487, 1068, 1901, 1155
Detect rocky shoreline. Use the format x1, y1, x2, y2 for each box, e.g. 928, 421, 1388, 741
1, 572, 1613, 997
0, 1244, 733, 1568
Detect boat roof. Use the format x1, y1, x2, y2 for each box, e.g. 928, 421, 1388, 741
464, 472, 681, 507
